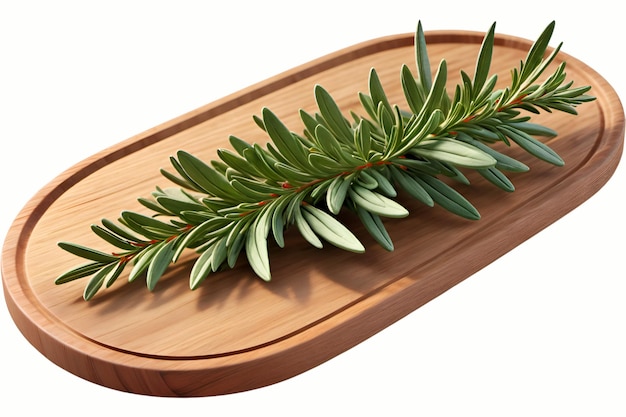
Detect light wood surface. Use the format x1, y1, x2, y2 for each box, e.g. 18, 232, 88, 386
2, 30, 624, 397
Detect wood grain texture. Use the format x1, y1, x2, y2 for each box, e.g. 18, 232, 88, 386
2, 30, 624, 397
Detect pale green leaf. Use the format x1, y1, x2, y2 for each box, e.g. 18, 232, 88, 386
348, 185, 409, 218
302, 204, 365, 253
146, 239, 176, 291
412, 138, 496, 168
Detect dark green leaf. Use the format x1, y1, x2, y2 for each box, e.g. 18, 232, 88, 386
520, 21, 555, 83
58, 242, 117, 263
314, 85, 353, 143
415, 175, 480, 220
121, 210, 179, 236
473, 22, 496, 95
177, 150, 239, 200
90, 224, 136, 250
499, 125, 564, 166
368, 68, 393, 116
262, 107, 311, 170
55, 261, 109, 284
478, 167, 515, 192
84, 262, 117, 300
138, 197, 172, 215
414, 20, 432, 92
217, 148, 263, 178
401, 64, 425, 114
389, 165, 434, 207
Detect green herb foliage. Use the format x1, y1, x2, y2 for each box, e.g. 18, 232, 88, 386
55, 21, 595, 300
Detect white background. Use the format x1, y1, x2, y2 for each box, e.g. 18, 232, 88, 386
1, 1, 624, 415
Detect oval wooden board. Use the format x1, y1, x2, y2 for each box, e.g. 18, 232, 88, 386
2, 30, 624, 397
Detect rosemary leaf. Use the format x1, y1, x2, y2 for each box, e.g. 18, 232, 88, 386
58, 242, 118, 263
411, 137, 497, 168
355, 205, 394, 251
302, 204, 365, 253
348, 185, 409, 218
146, 239, 176, 291
84, 263, 117, 301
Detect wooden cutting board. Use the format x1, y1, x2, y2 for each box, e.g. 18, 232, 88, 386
2, 30, 624, 397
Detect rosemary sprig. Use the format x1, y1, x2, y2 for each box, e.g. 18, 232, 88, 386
55, 21, 595, 300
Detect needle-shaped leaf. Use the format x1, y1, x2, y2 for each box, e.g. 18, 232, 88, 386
369, 68, 393, 117
354, 119, 372, 159
412, 137, 497, 168
326, 174, 353, 214
314, 124, 350, 164
455, 132, 529, 172
401, 64, 425, 114
120, 210, 179, 239
155, 195, 209, 214
349, 185, 409, 218
138, 197, 172, 216
356, 170, 379, 190
101, 218, 143, 243
499, 125, 564, 166
473, 22, 496, 95
84, 262, 117, 300
176, 150, 240, 200
355, 205, 394, 251
414, 20, 432, 92
262, 107, 311, 170
302, 204, 365, 253
420, 60, 448, 117
105, 261, 127, 288
58, 242, 118, 263
267, 195, 290, 248
309, 152, 343, 171
367, 168, 397, 197
274, 162, 316, 184
229, 179, 273, 202
226, 225, 247, 269
314, 85, 353, 143
128, 243, 161, 283
217, 148, 263, 178
190, 242, 217, 290
146, 239, 177, 291
478, 167, 515, 192
415, 175, 480, 220
389, 165, 434, 207
519, 21, 555, 84
245, 209, 272, 281
55, 261, 109, 284
90, 224, 136, 250
294, 204, 323, 249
